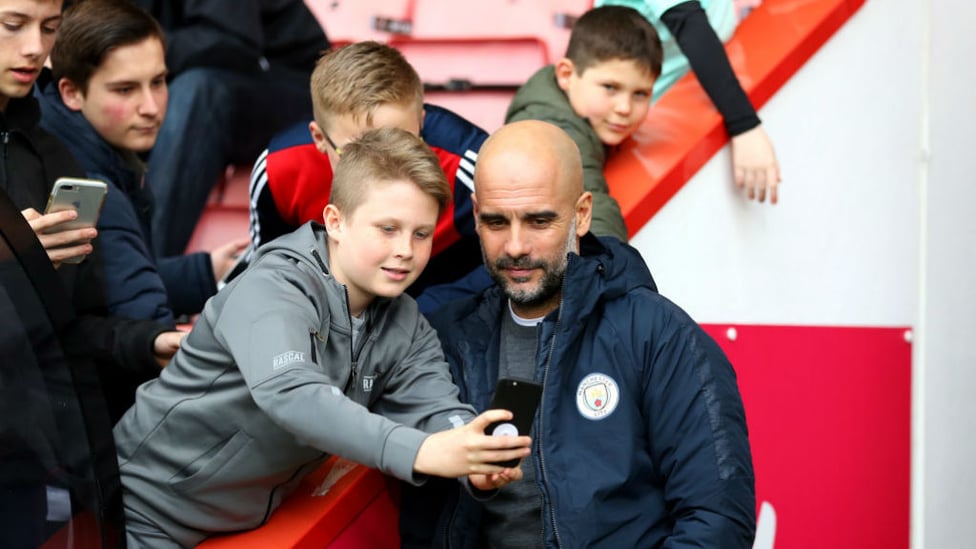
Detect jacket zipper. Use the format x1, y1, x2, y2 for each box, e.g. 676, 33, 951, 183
309, 330, 322, 364
341, 285, 362, 394
2, 132, 9, 177
1, 132, 8, 189
440, 343, 473, 548
440, 478, 465, 548
538, 293, 565, 548
309, 247, 360, 390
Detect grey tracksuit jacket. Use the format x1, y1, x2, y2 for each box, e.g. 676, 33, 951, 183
114, 222, 475, 546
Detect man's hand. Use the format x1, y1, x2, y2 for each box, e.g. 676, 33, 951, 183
153, 330, 186, 367
414, 409, 532, 478
21, 207, 97, 268
209, 238, 250, 282
731, 125, 781, 204
468, 466, 524, 491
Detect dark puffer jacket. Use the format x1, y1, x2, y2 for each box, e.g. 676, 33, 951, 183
415, 234, 756, 548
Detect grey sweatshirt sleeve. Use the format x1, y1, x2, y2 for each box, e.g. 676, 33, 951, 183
212, 265, 431, 484
369, 312, 476, 433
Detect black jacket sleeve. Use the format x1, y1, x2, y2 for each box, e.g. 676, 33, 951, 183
132, 0, 330, 75
661, 1, 761, 136
132, 0, 265, 74
60, 243, 169, 380
61, 244, 169, 422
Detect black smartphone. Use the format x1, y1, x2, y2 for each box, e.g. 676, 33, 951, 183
216, 251, 249, 290
484, 377, 543, 467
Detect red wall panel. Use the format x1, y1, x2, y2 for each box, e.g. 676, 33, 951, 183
702, 324, 912, 549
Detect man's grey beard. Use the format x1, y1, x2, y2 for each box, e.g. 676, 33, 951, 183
486, 218, 578, 310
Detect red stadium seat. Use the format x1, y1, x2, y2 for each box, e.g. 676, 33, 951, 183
185, 164, 250, 254
304, 0, 412, 44
408, 0, 593, 61
390, 37, 548, 87
389, 37, 546, 133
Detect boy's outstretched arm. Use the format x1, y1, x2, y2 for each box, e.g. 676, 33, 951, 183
661, 1, 781, 203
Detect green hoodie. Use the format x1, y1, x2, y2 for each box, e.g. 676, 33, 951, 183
505, 65, 629, 241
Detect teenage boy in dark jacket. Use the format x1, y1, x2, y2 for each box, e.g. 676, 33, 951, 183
0, 0, 182, 421
408, 121, 756, 548
37, 0, 246, 326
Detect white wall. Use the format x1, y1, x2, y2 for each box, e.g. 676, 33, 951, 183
626, 0, 976, 546
629, 0, 922, 327
917, 0, 976, 547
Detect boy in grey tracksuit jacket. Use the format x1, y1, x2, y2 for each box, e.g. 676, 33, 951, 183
113, 129, 529, 547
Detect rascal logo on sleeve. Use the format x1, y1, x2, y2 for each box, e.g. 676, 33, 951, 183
272, 350, 305, 370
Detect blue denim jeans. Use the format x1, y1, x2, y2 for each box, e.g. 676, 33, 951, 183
148, 66, 313, 257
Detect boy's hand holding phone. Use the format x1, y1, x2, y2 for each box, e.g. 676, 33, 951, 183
210, 238, 250, 283
21, 207, 98, 269
33, 177, 107, 267
414, 409, 531, 479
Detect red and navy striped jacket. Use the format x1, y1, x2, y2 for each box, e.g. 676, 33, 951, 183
248, 104, 487, 294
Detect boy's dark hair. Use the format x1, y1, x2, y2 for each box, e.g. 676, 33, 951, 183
565, 5, 662, 78
51, 0, 165, 93
331, 127, 450, 216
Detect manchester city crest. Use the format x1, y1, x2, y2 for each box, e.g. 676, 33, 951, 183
576, 373, 619, 420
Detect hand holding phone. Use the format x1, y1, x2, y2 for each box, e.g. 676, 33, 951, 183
484, 378, 543, 467
21, 207, 96, 268
413, 409, 532, 478
212, 239, 251, 290
41, 177, 108, 264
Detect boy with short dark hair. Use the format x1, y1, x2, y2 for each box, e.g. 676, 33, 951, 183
506, 5, 663, 241
248, 41, 488, 294
36, 0, 247, 328
597, 0, 782, 204
114, 127, 531, 548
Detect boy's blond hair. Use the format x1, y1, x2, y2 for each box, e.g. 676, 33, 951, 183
331, 127, 450, 216
566, 5, 663, 78
310, 41, 424, 133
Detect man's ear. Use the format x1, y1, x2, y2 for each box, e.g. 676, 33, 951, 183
309, 121, 329, 154
554, 58, 576, 92
58, 78, 85, 112
575, 191, 593, 237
